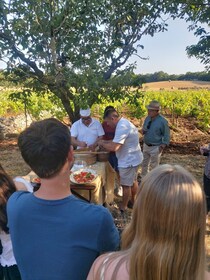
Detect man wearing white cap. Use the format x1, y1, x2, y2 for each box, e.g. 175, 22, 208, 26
70, 108, 104, 150
141, 100, 170, 177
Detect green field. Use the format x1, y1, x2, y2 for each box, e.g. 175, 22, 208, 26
0, 84, 210, 130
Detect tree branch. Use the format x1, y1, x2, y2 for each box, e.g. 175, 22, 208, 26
103, 12, 163, 80
0, 31, 43, 78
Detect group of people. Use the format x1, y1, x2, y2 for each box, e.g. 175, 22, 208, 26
0, 101, 209, 279
70, 100, 170, 212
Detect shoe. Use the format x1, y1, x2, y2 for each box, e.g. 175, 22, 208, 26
115, 186, 123, 197
127, 200, 134, 209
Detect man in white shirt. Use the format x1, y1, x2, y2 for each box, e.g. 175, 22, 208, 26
98, 108, 143, 212
70, 108, 104, 150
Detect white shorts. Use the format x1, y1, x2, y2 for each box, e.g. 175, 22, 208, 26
119, 165, 140, 187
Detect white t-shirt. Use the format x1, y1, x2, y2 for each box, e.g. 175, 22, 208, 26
113, 118, 143, 168
70, 118, 104, 146
13, 177, 34, 192
0, 231, 17, 267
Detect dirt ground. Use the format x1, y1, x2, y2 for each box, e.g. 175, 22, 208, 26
0, 116, 210, 268
142, 80, 210, 91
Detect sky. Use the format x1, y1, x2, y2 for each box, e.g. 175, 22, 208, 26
0, 18, 208, 75
128, 18, 207, 75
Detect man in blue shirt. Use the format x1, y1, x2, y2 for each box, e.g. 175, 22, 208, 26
7, 118, 119, 280
141, 100, 170, 177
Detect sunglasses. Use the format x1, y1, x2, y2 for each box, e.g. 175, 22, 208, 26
147, 121, 152, 129
148, 109, 158, 112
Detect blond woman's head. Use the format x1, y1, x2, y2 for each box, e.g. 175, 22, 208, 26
122, 164, 206, 280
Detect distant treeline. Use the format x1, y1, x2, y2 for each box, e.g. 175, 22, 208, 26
134, 71, 210, 84
0, 69, 210, 88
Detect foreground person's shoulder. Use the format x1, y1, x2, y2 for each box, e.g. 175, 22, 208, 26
92, 204, 113, 216
8, 190, 29, 202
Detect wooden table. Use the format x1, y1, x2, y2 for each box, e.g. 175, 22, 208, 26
70, 161, 116, 205
70, 184, 95, 203
23, 161, 116, 205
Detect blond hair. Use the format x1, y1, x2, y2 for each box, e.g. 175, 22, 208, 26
94, 164, 206, 280
121, 164, 206, 280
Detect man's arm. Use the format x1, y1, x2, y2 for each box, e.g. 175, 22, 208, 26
88, 136, 104, 151
70, 122, 87, 149
159, 120, 170, 152
71, 136, 87, 148
162, 120, 170, 145
98, 139, 122, 152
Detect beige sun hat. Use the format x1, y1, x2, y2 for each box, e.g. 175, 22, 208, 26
146, 100, 161, 110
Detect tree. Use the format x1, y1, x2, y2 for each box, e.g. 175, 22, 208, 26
0, 1, 208, 122
182, 0, 210, 70
186, 31, 210, 71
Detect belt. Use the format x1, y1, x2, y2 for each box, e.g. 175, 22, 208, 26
145, 143, 158, 147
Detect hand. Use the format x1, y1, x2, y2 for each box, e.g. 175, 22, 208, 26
139, 128, 145, 135
88, 143, 97, 151
159, 144, 166, 153
98, 140, 104, 147
78, 141, 87, 148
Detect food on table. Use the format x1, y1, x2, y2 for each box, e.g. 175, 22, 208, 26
72, 171, 95, 183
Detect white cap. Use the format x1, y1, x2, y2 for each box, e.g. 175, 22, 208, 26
80, 108, 91, 117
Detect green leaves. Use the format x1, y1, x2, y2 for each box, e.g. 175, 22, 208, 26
180, 0, 210, 70
0, 0, 209, 122
187, 35, 210, 71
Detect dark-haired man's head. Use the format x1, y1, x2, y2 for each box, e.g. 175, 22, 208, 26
104, 108, 119, 127
18, 118, 72, 178
103, 106, 115, 119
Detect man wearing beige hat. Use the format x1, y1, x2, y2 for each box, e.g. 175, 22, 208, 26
70, 108, 104, 150
141, 100, 170, 177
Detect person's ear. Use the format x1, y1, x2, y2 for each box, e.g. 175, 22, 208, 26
67, 145, 74, 163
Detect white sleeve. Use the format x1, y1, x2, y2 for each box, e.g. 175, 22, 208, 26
113, 122, 129, 144
13, 177, 33, 192
97, 121, 105, 137
70, 122, 78, 138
